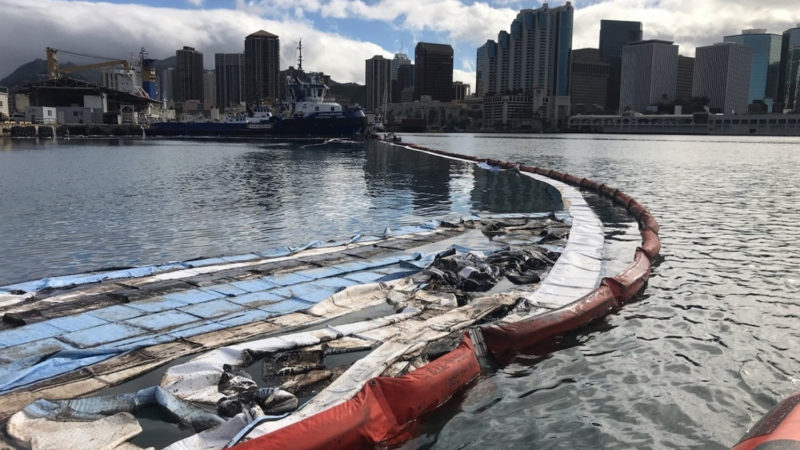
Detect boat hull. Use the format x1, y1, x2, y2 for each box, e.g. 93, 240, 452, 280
148, 116, 367, 138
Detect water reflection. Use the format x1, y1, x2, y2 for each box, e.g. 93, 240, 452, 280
0, 139, 561, 285
364, 142, 456, 214
471, 167, 563, 214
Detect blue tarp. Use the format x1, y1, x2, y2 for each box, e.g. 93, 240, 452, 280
125, 310, 201, 332
178, 299, 246, 319
0, 218, 542, 396
0, 348, 120, 394
62, 322, 148, 348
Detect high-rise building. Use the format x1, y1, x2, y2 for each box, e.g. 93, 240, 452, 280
599, 20, 643, 113
244, 30, 280, 106
203, 70, 216, 110
497, 31, 510, 95
599, 20, 643, 61
160, 67, 174, 103
476, 40, 497, 96
365, 55, 391, 114
391, 53, 411, 81
414, 42, 454, 102
724, 29, 782, 108
215, 53, 244, 111
676, 55, 695, 100
452, 81, 470, 100
569, 48, 609, 114
390, 53, 412, 103
175, 46, 204, 103
396, 63, 415, 103
475, 2, 573, 121
619, 40, 678, 113
693, 42, 752, 114
778, 26, 800, 112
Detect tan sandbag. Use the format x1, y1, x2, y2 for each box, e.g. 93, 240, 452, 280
7, 411, 142, 450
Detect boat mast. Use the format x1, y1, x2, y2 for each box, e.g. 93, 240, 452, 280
297, 40, 303, 72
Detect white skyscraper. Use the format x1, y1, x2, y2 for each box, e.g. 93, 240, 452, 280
693, 42, 752, 114
619, 40, 678, 113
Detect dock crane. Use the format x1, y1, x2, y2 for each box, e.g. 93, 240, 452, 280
46, 47, 131, 80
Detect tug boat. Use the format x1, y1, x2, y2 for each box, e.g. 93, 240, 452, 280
148, 72, 367, 139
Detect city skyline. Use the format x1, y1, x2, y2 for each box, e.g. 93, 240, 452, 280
4, 0, 800, 89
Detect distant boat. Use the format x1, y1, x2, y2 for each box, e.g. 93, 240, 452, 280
149, 73, 367, 139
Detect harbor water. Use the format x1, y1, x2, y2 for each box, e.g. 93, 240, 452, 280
1, 134, 799, 448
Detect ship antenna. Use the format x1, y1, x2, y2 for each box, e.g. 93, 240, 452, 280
297, 39, 303, 71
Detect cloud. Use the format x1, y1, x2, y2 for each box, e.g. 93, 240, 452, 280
453, 69, 475, 92
571, 0, 800, 55
0, 0, 390, 83
240, 0, 518, 47
4, 0, 800, 86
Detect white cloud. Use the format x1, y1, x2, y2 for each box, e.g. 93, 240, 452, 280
4, 0, 800, 84
572, 0, 800, 55
241, 0, 518, 46
453, 68, 475, 92
0, 0, 390, 83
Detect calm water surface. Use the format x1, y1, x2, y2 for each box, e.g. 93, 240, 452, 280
1, 134, 798, 448
400, 133, 800, 449
0, 138, 558, 285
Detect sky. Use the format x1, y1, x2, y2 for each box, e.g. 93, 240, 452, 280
2, 0, 800, 90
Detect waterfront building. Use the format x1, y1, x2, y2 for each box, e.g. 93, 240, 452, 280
415, 42, 454, 102
244, 30, 280, 106
569, 111, 800, 136
365, 55, 391, 114
676, 55, 695, 100
203, 70, 216, 110
619, 40, 678, 113
599, 20, 643, 113
386, 98, 467, 130
482, 94, 533, 129
175, 46, 204, 104
693, 42, 752, 114
570, 48, 609, 114
724, 29, 782, 109
778, 26, 800, 112
475, 2, 573, 123
215, 53, 244, 112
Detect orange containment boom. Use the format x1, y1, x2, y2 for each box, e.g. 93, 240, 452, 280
231, 334, 482, 450
732, 392, 800, 450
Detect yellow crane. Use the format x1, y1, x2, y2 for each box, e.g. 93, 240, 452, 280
46, 47, 131, 80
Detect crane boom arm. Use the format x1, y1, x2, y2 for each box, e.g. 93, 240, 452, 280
60, 60, 131, 73
46, 47, 131, 79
